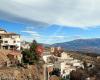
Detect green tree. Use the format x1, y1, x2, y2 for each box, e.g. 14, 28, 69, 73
30, 40, 37, 52
22, 40, 39, 64
30, 40, 39, 61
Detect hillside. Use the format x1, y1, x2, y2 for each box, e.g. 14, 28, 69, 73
52, 38, 100, 54
0, 50, 44, 80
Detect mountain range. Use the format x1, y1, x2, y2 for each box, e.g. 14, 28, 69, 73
51, 38, 100, 54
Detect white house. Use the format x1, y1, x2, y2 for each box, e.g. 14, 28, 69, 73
61, 52, 73, 60
60, 52, 84, 78
43, 55, 52, 63
21, 41, 30, 49
61, 61, 76, 78
0, 28, 21, 50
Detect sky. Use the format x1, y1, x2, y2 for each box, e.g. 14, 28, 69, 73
0, 0, 100, 44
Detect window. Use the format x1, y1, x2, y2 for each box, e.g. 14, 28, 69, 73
5, 41, 8, 43
14, 41, 16, 43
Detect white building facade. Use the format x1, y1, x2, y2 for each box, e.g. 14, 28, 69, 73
60, 52, 84, 79
0, 28, 21, 50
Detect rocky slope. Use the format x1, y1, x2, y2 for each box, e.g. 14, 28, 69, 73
0, 50, 44, 80
0, 65, 44, 80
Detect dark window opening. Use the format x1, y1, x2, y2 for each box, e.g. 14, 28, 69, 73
5, 41, 8, 43
14, 41, 16, 43
0, 36, 1, 39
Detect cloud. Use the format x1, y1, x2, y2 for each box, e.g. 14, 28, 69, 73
53, 36, 65, 38
21, 29, 83, 44
21, 30, 41, 39
44, 34, 84, 44
21, 36, 34, 42
0, 9, 48, 27
25, 26, 34, 31
51, 36, 67, 40
0, 0, 100, 28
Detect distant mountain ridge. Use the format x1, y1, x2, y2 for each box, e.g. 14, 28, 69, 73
51, 38, 100, 54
